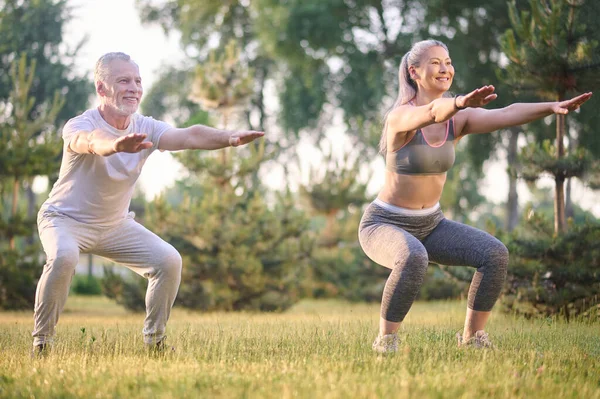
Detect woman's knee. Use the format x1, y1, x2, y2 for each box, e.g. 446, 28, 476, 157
395, 247, 429, 275
480, 240, 509, 278
490, 241, 509, 266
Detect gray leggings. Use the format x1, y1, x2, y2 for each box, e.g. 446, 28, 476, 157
358, 201, 509, 322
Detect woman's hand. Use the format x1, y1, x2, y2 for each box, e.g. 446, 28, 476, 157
552, 92, 593, 114
456, 85, 498, 109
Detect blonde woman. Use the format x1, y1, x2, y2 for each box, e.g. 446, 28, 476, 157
359, 39, 592, 353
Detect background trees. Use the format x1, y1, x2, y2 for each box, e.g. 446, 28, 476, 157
0, 0, 91, 309
0, 0, 598, 316
499, 0, 600, 318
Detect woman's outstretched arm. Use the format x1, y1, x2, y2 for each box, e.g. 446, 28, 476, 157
457, 92, 592, 137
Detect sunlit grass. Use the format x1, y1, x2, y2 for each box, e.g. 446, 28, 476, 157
1, 296, 599, 398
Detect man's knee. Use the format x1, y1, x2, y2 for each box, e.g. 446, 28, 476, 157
47, 247, 79, 278
160, 247, 182, 278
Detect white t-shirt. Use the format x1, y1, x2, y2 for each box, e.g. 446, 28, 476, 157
40, 108, 172, 226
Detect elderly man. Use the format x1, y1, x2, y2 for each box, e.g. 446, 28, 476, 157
32, 52, 264, 352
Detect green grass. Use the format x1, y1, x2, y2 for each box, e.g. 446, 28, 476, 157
1, 296, 599, 398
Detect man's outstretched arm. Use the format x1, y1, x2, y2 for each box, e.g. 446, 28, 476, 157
157, 125, 264, 151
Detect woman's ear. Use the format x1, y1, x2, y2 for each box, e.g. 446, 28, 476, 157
408, 66, 419, 81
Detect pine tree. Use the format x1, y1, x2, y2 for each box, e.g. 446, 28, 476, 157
139, 41, 315, 312
500, 0, 600, 234
298, 144, 387, 301
498, 0, 600, 318
0, 54, 64, 309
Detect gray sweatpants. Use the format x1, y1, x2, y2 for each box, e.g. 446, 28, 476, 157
359, 200, 508, 323
33, 211, 182, 346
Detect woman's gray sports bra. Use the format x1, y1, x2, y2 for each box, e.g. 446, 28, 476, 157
386, 118, 456, 175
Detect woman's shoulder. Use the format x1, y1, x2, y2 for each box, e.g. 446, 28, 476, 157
387, 103, 415, 122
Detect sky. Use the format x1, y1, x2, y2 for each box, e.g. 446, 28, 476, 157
57, 0, 600, 218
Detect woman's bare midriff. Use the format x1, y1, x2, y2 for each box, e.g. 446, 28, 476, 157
377, 170, 447, 209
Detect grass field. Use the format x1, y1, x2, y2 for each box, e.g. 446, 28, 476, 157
1, 296, 599, 398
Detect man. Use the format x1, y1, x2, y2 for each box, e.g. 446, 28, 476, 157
32, 52, 264, 352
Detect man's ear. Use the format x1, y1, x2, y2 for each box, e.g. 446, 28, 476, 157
96, 81, 106, 97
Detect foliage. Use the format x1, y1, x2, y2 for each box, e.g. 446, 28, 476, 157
500, 0, 600, 99
138, 44, 315, 312
137, 0, 272, 133
298, 145, 387, 301
190, 39, 254, 113
518, 140, 594, 183
0, 55, 64, 310
71, 275, 102, 296
500, 0, 600, 233
0, 246, 40, 309
439, 145, 487, 223
145, 188, 314, 312
502, 208, 600, 319
0, 0, 92, 125
417, 266, 468, 301
140, 66, 202, 125
101, 267, 147, 312
0, 55, 65, 180
0, 0, 91, 310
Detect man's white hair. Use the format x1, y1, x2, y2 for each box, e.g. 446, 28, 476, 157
94, 52, 137, 84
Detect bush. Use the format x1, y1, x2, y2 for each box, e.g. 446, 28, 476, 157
0, 246, 41, 310
144, 188, 314, 312
418, 266, 467, 301
101, 267, 146, 312
71, 274, 102, 296
502, 212, 600, 319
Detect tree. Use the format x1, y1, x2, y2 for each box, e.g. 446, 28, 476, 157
0, 0, 91, 309
502, 209, 600, 320
500, 0, 600, 234
0, 0, 92, 125
137, 0, 271, 131
0, 55, 64, 309
140, 66, 202, 126
498, 0, 600, 319
298, 144, 388, 301
108, 43, 315, 312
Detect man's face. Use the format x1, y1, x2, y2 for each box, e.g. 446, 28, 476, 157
98, 59, 143, 115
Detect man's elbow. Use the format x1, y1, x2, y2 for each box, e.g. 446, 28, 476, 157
68, 133, 86, 154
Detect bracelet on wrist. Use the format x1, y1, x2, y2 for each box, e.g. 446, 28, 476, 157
454, 95, 466, 110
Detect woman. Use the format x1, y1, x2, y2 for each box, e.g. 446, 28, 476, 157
358, 39, 592, 353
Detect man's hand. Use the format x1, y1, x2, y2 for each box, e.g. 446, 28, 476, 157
228, 131, 265, 147
112, 133, 153, 153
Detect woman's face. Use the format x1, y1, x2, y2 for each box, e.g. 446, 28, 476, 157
411, 46, 454, 93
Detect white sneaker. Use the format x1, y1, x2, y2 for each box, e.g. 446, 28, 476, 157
372, 333, 399, 354
456, 330, 494, 349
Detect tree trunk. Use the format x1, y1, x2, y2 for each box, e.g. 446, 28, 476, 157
88, 254, 94, 278
565, 177, 574, 220
506, 127, 520, 232
555, 113, 566, 234
10, 178, 19, 249
26, 181, 36, 245
565, 121, 576, 221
